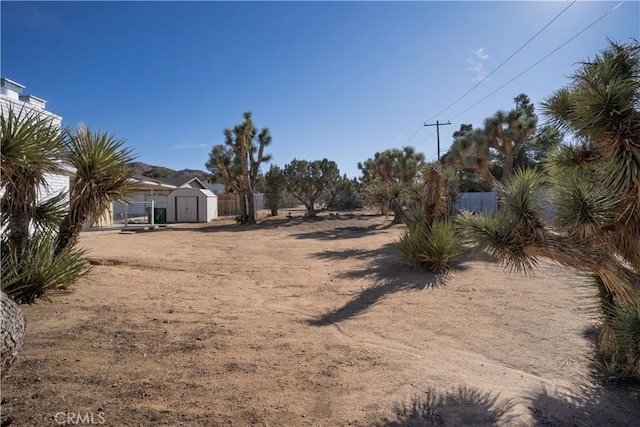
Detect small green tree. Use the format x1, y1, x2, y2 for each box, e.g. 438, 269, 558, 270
324, 174, 363, 210
282, 158, 340, 218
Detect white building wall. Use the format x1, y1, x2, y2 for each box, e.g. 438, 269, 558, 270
1, 78, 69, 206
207, 196, 218, 221
0, 78, 62, 129
38, 172, 71, 203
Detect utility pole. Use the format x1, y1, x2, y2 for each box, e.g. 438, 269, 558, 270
424, 120, 451, 162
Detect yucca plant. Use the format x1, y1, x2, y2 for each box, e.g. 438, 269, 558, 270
398, 206, 463, 274
1, 235, 89, 304
396, 165, 463, 274
55, 126, 135, 255
1, 106, 66, 260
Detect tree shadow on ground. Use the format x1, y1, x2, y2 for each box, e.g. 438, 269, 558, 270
289, 221, 397, 241
307, 244, 453, 326
527, 383, 640, 426
166, 212, 389, 234
374, 386, 516, 426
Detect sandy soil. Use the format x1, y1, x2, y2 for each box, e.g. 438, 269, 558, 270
1, 209, 638, 426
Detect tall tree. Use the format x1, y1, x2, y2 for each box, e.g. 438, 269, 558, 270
283, 158, 340, 218
55, 126, 135, 255
206, 112, 271, 224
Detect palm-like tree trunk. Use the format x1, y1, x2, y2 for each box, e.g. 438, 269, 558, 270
1, 292, 26, 379
55, 211, 88, 256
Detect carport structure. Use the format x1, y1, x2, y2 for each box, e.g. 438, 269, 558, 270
124, 175, 177, 227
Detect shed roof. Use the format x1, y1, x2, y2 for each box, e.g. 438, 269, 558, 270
169, 186, 217, 198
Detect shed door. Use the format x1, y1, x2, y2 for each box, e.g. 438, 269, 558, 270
176, 197, 198, 222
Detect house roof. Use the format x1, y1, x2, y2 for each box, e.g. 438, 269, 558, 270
129, 175, 177, 190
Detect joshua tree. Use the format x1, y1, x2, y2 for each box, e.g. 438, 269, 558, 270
457, 41, 640, 378
358, 146, 425, 185
445, 94, 538, 188
396, 164, 463, 273
359, 146, 426, 218
206, 112, 272, 224
55, 126, 135, 255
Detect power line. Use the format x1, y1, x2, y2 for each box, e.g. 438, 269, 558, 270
419, 131, 437, 143
423, 0, 577, 124
405, 123, 425, 145
449, 0, 625, 122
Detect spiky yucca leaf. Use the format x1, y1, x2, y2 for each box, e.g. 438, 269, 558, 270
398, 205, 463, 274
500, 168, 547, 236
1, 106, 67, 258
1, 106, 65, 188
420, 220, 464, 274
549, 167, 616, 239
32, 191, 69, 235
1, 236, 89, 304
456, 211, 539, 275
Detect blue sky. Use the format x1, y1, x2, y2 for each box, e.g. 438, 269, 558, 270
2, 1, 638, 179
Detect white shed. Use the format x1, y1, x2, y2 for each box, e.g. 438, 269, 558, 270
166, 178, 218, 223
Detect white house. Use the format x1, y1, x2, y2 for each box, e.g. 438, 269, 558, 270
167, 178, 218, 223
1, 78, 74, 209
0, 78, 62, 128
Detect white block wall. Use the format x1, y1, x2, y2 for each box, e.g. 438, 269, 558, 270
38, 172, 71, 203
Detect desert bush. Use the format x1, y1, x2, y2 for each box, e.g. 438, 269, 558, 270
1, 235, 89, 304
397, 206, 463, 274
599, 300, 640, 380
277, 190, 301, 209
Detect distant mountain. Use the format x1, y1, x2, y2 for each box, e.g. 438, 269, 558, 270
128, 162, 210, 182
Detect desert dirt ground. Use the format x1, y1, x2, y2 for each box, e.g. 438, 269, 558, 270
1, 209, 639, 426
